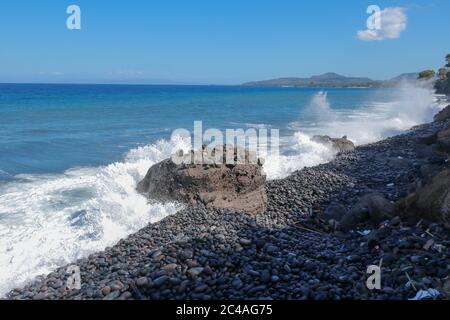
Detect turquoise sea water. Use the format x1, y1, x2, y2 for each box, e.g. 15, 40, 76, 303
0, 84, 408, 179
0, 83, 443, 295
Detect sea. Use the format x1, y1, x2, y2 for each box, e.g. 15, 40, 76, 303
0, 82, 445, 295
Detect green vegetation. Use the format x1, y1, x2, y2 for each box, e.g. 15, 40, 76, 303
418, 70, 436, 80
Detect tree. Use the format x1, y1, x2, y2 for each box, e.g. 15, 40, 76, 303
434, 55, 450, 94
418, 70, 435, 80
438, 68, 448, 80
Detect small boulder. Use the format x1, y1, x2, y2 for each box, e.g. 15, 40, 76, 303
323, 203, 347, 221
311, 135, 355, 152
396, 169, 450, 224
416, 132, 438, 145
339, 194, 394, 231
434, 105, 450, 122
436, 126, 450, 154
420, 162, 447, 184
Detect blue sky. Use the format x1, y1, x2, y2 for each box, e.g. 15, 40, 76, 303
0, 0, 449, 84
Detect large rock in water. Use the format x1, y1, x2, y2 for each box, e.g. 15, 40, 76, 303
311, 135, 355, 152
137, 145, 267, 215
396, 169, 450, 224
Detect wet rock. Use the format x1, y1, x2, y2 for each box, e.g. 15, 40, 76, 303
137, 144, 267, 214
311, 135, 355, 152
434, 105, 450, 122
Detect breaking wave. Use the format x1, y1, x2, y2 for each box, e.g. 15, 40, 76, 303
0, 136, 191, 296
263, 82, 447, 180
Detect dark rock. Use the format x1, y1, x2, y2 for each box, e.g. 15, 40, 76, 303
137, 144, 267, 214
436, 126, 450, 153
108, 281, 124, 291
271, 275, 280, 283
311, 135, 355, 152
187, 267, 204, 277
136, 277, 149, 287
101, 286, 111, 296
420, 163, 446, 184
260, 270, 271, 283
340, 194, 394, 231
194, 284, 208, 292
416, 132, 438, 145
434, 105, 450, 122
265, 245, 278, 254
239, 238, 252, 246
178, 249, 194, 261
103, 290, 121, 300
397, 169, 450, 223
32, 292, 50, 300
153, 275, 170, 287
248, 285, 266, 294
387, 157, 410, 169
324, 203, 347, 221
119, 291, 132, 300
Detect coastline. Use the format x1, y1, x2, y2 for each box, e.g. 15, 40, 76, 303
5, 107, 450, 300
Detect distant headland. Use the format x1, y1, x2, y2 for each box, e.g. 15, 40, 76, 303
242, 72, 419, 88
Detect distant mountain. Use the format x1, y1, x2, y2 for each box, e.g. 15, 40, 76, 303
243, 72, 375, 87
387, 73, 419, 83
242, 72, 420, 88
309, 72, 373, 84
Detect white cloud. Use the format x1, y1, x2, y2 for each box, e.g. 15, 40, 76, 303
357, 7, 407, 41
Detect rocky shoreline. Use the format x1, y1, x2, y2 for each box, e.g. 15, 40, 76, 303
6, 109, 450, 300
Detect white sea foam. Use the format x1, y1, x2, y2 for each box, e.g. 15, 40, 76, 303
0, 136, 191, 296
314, 82, 442, 145
263, 82, 447, 180
263, 132, 336, 180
